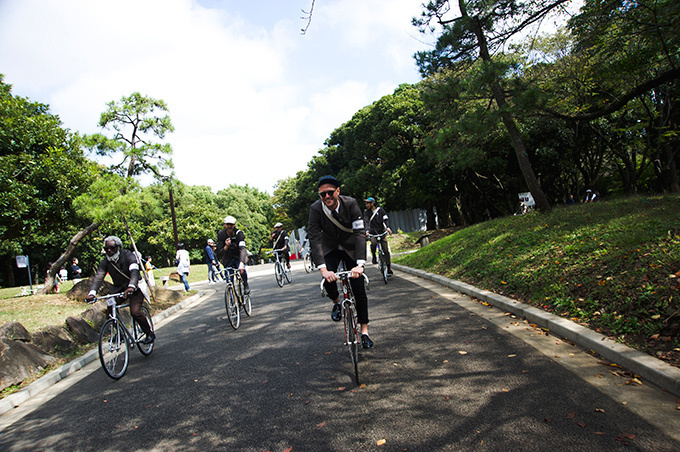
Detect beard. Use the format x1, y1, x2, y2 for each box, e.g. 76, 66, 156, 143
105, 250, 120, 263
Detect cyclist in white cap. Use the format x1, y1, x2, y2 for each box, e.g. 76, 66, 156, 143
216, 215, 250, 293
270, 222, 291, 269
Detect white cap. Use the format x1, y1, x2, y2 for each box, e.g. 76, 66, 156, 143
223, 215, 236, 224
274, 222, 283, 228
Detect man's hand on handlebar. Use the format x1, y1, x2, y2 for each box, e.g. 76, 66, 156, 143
350, 265, 364, 279
320, 267, 337, 283
123, 287, 135, 299
86, 294, 95, 303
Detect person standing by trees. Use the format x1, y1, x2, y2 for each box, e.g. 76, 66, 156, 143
308, 175, 373, 349
270, 222, 291, 269
363, 197, 393, 276
144, 256, 156, 287
68, 258, 82, 282
217, 216, 250, 294
205, 239, 219, 284
86, 236, 155, 344
175, 243, 191, 291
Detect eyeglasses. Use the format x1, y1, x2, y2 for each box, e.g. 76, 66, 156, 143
104, 246, 117, 251
318, 189, 336, 198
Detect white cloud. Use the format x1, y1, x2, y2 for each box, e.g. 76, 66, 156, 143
0, 0, 426, 193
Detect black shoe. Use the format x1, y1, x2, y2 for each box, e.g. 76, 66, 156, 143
361, 334, 373, 349
372, 256, 377, 264
141, 332, 155, 345
244, 284, 250, 295
331, 303, 342, 322
387, 267, 393, 276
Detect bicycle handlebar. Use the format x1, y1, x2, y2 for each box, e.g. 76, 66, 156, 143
318, 270, 370, 296
87, 292, 126, 304
367, 231, 389, 238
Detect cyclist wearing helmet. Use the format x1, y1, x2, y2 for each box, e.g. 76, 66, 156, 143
216, 215, 250, 293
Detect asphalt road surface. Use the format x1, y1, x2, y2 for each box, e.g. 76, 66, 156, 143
1, 262, 679, 451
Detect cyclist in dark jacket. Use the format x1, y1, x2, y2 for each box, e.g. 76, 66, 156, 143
217, 215, 250, 293
86, 236, 155, 344
363, 197, 393, 276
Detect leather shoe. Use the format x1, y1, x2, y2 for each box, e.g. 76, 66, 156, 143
387, 267, 393, 276
244, 284, 251, 295
141, 332, 155, 345
361, 334, 373, 349
331, 303, 342, 322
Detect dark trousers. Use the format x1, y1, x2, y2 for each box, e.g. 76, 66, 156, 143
323, 248, 369, 325
108, 290, 152, 335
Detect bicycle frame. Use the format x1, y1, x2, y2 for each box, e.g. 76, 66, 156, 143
319, 270, 369, 385
92, 293, 143, 347
368, 231, 389, 284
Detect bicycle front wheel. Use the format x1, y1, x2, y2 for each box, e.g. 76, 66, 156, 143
284, 263, 292, 283
379, 251, 388, 284
274, 261, 284, 287
225, 284, 240, 329
98, 320, 130, 380
304, 254, 312, 273
343, 304, 360, 385
134, 304, 155, 356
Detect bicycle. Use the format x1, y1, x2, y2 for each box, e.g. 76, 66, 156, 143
303, 250, 317, 274
368, 231, 389, 284
269, 249, 292, 287
219, 266, 252, 329
319, 270, 370, 385
89, 292, 155, 380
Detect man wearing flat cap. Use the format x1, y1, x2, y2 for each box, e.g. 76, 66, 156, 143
270, 222, 291, 269
307, 175, 373, 349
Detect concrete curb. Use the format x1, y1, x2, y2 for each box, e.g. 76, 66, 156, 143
0, 290, 209, 416
393, 264, 680, 397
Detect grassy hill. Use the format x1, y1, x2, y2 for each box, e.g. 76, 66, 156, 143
394, 195, 680, 367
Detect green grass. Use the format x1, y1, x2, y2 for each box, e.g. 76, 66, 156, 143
394, 195, 680, 351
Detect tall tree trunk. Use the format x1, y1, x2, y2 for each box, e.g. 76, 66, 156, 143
462, 1, 552, 212
39, 222, 101, 295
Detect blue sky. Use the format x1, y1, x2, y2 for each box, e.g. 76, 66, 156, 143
0, 0, 430, 193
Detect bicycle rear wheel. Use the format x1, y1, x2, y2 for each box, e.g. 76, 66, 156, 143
98, 320, 130, 380
304, 253, 313, 273
225, 284, 240, 329
343, 304, 360, 385
134, 304, 154, 356
274, 261, 284, 287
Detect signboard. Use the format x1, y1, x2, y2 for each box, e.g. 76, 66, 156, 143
518, 192, 535, 207
16, 255, 29, 268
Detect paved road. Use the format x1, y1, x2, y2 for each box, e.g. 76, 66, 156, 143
1, 263, 679, 451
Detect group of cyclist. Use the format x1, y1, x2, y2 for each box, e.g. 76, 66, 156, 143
86, 174, 391, 351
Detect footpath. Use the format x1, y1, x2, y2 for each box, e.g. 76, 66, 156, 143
2, 262, 679, 419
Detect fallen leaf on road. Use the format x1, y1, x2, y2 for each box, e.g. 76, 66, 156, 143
458, 351, 468, 355
377, 439, 387, 446
317, 421, 326, 427
338, 387, 346, 391
443, 360, 449, 363
359, 384, 367, 389
544, 417, 552, 423
595, 408, 605, 413
508, 354, 517, 358
626, 378, 643, 386
578, 421, 587, 428
284, 447, 293, 452
567, 412, 576, 419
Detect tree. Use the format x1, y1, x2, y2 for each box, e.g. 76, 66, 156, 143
0, 75, 99, 287
40, 93, 176, 293
85, 92, 174, 179
413, 0, 574, 212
